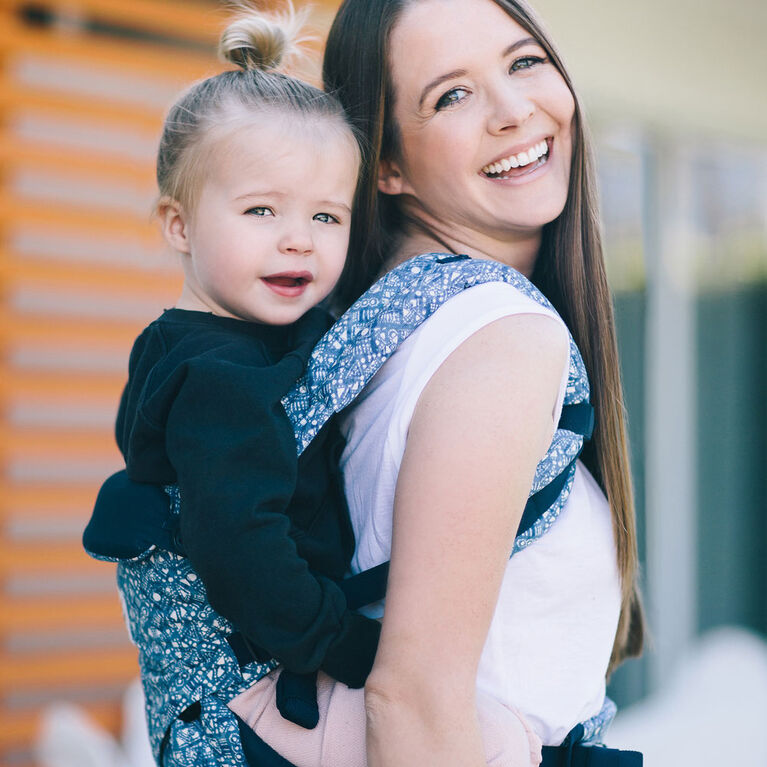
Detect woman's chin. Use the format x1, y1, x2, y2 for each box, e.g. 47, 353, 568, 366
489, 204, 567, 235
476, 180, 568, 233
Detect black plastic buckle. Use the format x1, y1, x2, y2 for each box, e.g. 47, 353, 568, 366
435, 253, 469, 263
178, 700, 201, 723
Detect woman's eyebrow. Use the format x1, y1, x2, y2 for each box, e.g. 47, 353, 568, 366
416, 37, 541, 109
418, 69, 466, 109
503, 37, 538, 57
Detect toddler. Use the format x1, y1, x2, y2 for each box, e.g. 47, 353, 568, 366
114, 0, 379, 719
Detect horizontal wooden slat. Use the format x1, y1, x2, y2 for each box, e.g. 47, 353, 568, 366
0, 426, 117, 453
0, 594, 124, 633
0, 488, 106, 530
0, 193, 158, 239
0, 254, 179, 296
0, 0, 333, 49
0, 135, 156, 185
0, 647, 137, 689
0, 701, 122, 749
0, 383, 121, 408
0, 310, 147, 347
0, 79, 163, 132
0, 484, 102, 514
0, 194, 159, 240
0, 370, 125, 400
0, 14, 218, 80
0, 0, 226, 46
0, 542, 110, 575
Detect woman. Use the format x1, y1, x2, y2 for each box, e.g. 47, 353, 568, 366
319, 0, 644, 763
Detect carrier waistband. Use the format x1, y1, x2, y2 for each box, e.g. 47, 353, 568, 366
540, 743, 642, 766
231, 706, 644, 767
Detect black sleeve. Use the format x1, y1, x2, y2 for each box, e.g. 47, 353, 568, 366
162, 346, 379, 688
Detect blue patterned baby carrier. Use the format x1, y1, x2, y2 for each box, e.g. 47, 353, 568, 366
85, 254, 640, 767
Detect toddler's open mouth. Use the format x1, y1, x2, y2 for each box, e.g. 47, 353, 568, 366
262, 271, 313, 297
263, 273, 312, 288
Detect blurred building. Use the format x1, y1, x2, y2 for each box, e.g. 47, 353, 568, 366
530, 0, 767, 707
0, 2, 335, 763
0, 0, 764, 765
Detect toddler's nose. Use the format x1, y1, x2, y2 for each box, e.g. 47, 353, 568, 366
278, 228, 313, 255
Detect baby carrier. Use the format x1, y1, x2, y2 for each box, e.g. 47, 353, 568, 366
84, 254, 641, 766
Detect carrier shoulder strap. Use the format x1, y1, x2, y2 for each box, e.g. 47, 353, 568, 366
282, 252, 591, 452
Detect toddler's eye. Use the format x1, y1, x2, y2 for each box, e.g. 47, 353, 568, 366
435, 87, 469, 111
245, 206, 274, 216
313, 212, 340, 224
510, 55, 547, 72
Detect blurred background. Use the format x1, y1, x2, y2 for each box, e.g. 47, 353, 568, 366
0, 0, 764, 765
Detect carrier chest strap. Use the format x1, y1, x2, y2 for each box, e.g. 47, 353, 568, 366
336, 457, 583, 611
556, 401, 594, 440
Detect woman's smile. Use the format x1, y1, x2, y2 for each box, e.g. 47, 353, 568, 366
480, 137, 551, 178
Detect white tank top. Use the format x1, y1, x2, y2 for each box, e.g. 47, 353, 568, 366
339, 281, 621, 746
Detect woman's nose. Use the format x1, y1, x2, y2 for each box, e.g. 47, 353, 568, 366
486, 84, 535, 134
278, 227, 314, 255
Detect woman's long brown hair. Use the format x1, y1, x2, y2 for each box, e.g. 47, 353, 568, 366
324, 0, 644, 669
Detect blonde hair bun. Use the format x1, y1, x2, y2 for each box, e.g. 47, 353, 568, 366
219, 2, 309, 72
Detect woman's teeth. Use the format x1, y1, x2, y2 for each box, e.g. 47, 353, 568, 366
482, 140, 549, 175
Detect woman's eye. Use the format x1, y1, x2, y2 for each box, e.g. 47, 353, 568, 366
313, 212, 340, 224
435, 87, 469, 111
510, 55, 547, 73
245, 206, 274, 216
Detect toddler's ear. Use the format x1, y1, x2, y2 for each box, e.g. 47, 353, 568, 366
157, 198, 192, 254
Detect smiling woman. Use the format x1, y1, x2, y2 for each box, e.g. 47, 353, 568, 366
378, 1, 575, 274
320, 0, 645, 764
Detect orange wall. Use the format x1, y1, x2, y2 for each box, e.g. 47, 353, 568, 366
0, 1, 338, 764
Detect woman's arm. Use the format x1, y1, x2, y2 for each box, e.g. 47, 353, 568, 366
364, 312, 568, 766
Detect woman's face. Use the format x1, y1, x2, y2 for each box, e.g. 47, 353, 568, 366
384, 0, 575, 245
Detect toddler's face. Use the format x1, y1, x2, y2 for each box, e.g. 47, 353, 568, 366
178, 117, 358, 324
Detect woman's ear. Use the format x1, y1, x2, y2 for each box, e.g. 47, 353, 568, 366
157, 197, 192, 254
378, 158, 408, 196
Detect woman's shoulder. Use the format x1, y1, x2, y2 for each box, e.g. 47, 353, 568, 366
360, 277, 570, 441
402, 277, 568, 377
